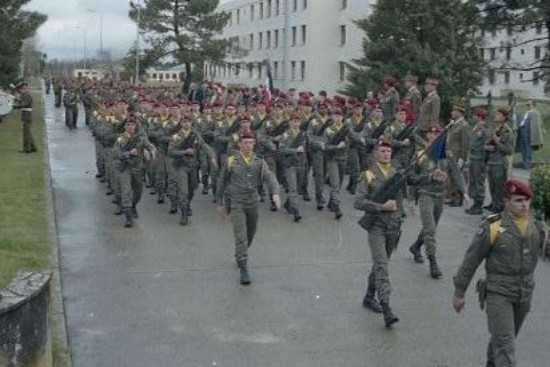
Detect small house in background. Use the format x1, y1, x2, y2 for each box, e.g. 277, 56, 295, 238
72, 68, 105, 80
145, 64, 186, 84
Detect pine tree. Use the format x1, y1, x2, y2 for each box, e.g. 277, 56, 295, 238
129, 0, 233, 93
344, 0, 486, 118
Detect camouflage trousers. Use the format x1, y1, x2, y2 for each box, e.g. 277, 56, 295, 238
468, 159, 487, 203
22, 120, 36, 152
327, 157, 346, 208
366, 223, 401, 302
95, 140, 106, 177
230, 204, 259, 263
118, 168, 144, 208
416, 193, 444, 257
488, 164, 507, 211
485, 292, 531, 367
172, 163, 198, 208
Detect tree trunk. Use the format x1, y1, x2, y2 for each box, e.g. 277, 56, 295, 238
183, 62, 192, 95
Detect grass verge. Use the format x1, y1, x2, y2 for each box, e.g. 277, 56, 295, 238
0, 83, 49, 289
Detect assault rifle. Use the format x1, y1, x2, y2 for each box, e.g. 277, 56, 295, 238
251, 114, 270, 131
172, 130, 197, 168
366, 118, 392, 153
268, 120, 290, 137
299, 115, 317, 132
394, 117, 420, 142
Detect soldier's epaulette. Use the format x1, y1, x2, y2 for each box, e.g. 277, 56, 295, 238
172, 134, 179, 141
362, 170, 375, 184
227, 155, 236, 170
116, 136, 124, 143
484, 213, 502, 224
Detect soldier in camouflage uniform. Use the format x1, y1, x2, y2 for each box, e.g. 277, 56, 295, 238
380, 75, 400, 124
63, 86, 79, 129
112, 115, 156, 227
417, 76, 441, 132
279, 112, 307, 222
346, 103, 368, 195
53, 78, 63, 108
485, 107, 514, 213
453, 179, 546, 367
168, 114, 216, 225
466, 108, 491, 215
404, 74, 422, 118
354, 139, 402, 328
446, 101, 470, 207
308, 102, 332, 210
216, 131, 280, 285
12, 81, 37, 153
407, 125, 448, 278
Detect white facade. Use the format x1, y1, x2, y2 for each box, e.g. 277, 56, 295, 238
145, 65, 186, 83
73, 68, 104, 80
479, 26, 548, 101
205, 0, 371, 94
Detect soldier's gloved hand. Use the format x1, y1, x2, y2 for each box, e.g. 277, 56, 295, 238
452, 293, 465, 313
272, 194, 281, 210
129, 148, 138, 156
337, 141, 346, 148
296, 146, 305, 153
380, 200, 397, 212
457, 158, 464, 169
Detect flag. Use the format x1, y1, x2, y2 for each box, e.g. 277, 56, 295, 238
427, 129, 448, 163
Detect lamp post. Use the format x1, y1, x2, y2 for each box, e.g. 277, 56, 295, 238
86, 8, 104, 73
130, 1, 142, 84
75, 26, 87, 70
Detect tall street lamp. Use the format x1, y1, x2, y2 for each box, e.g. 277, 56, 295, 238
130, 1, 142, 84
75, 25, 87, 70
86, 8, 104, 72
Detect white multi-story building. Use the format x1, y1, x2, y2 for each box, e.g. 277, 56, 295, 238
479, 25, 548, 101
208, 0, 548, 100
205, 0, 371, 95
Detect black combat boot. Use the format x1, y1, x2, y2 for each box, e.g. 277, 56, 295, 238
132, 204, 139, 219
380, 300, 399, 328
106, 188, 114, 196
150, 188, 156, 195
302, 191, 311, 201
114, 203, 123, 216
157, 192, 164, 204
124, 208, 134, 228
409, 239, 424, 264
186, 203, 193, 216
237, 260, 251, 285
169, 200, 178, 214
95, 173, 103, 178
270, 196, 278, 211
428, 255, 442, 279
180, 206, 189, 226
466, 200, 483, 215
334, 207, 343, 220
202, 184, 209, 195
362, 286, 383, 313
483, 203, 494, 211
100, 177, 106, 183
293, 208, 302, 223
284, 199, 292, 214
316, 194, 324, 210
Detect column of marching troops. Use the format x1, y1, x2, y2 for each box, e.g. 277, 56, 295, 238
44, 74, 547, 367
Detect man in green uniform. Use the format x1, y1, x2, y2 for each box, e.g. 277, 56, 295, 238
407, 124, 448, 277
12, 81, 37, 153
453, 179, 546, 367
485, 107, 514, 213
354, 138, 402, 327
446, 101, 470, 207
53, 78, 63, 108
113, 115, 156, 227
466, 108, 491, 215
279, 112, 307, 222
216, 130, 280, 285
418, 76, 441, 132
404, 74, 422, 118
346, 103, 368, 195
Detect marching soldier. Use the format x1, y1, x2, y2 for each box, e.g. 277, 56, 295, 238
354, 138, 403, 328
12, 81, 37, 153
453, 179, 546, 367
381, 75, 400, 124
418, 76, 441, 132
112, 115, 156, 227
168, 114, 216, 225
308, 102, 332, 210
63, 86, 79, 129
216, 130, 280, 285
53, 78, 63, 108
279, 112, 307, 222
466, 108, 491, 215
446, 100, 470, 207
322, 107, 348, 220
346, 102, 368, 195
404, 74, 422, 118
407, 124, 448, 277
485, 107, 514, 213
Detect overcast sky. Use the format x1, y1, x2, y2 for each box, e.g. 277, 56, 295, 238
26, 0, 232, 61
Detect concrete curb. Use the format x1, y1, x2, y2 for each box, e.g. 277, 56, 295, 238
41, 81, 73, 367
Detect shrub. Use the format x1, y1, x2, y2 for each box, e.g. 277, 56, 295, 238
529, 164, 550, 219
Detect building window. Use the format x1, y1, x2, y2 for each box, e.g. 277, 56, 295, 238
480, 48, 485, 59
291, 61, 296, 80
274, 61, 278, 79
506, 24, 513, 36
250, 34, 254, 49
258, 63, 263, 80
489, 48, 496, 60
504, 71, 510, 84
488, 69, 495, 85
536, 23, 543, 35
274, 29, 279, 48
260, 2, 264, 18
259, 32, 263, 49
535, 46, 541, 60
152, 73, 157, 79
303, 0, 307, 10
491, 29, 496, 37
267, 0, 272, 17
237, 9, 240, 24
342, 0, 347, 9
275, 0, 280, 16
521, 48, 525, 55
300, 61, 305, 80
250, 5, 255, 21
267, 30, 271, 48
339, 62, 346, 81
340, 25, 347, 45
301, 25, 306, 45
519, 73, 523, 81
533, 71, 539, 85
292, 0, 297, 12
249, 64, 253, 78
292, 26, 297, 46
506, 46, 511, 60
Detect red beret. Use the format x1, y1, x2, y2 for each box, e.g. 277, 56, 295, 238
376, 137, 393, 149
366, 98, 379, 108
383, 75, 396, 86
290, 111, 300, 119
239, 115, 251, 123
504, 179, 532, 199
125, 116, 137, 125
239, 130, 256, 140
497, 106, 510, 117
182, 114, 192, 121
226, 103, 236, 109
332, 107, 343, 115
354, 102, 364, 109
473, 107, 488, 119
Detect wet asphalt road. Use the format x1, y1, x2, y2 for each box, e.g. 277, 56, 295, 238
44, 93, 550, 367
